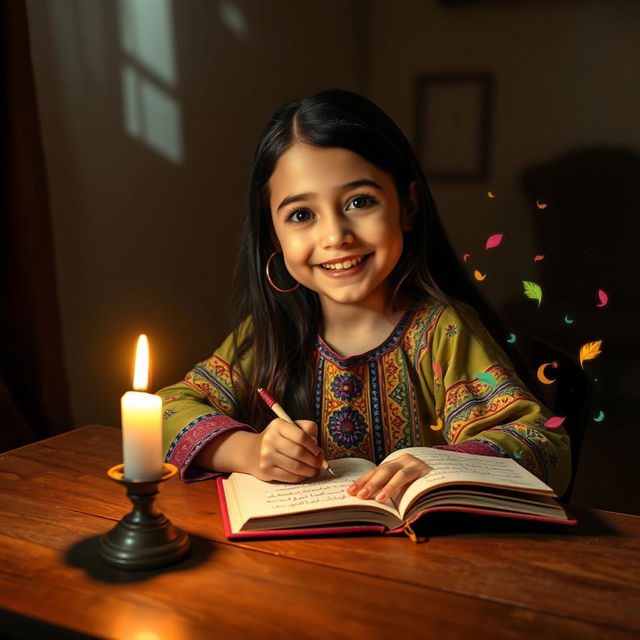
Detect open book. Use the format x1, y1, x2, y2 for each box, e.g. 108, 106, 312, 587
217, 447, 576, 540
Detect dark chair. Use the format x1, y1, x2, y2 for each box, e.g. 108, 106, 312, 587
513, 331, 591, 503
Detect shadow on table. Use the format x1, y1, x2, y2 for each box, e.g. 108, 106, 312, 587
64, 533, 215, 584
410, 506, 616, 540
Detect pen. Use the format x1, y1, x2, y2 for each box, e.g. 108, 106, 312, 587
257, 387, 335, 476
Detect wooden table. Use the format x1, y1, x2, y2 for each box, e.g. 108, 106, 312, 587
0, 426, 638, 639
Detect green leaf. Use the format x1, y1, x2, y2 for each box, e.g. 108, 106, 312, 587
522, 280, 542, 307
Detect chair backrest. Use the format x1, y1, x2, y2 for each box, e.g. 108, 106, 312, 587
514, 331, 591, 503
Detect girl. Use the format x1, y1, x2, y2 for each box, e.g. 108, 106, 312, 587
158, 89, 571, 502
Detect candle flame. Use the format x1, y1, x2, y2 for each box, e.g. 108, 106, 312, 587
133, 334, 150, 391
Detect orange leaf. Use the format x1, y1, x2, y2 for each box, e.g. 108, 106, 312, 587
579, 340, 602, 368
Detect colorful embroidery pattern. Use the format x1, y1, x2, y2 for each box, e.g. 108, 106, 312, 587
185, 354, 242, 415
163, 408, 177, 422
443, 364, 534, 444
165, 413, 253, 481
486, 423, 558, 483
330, 373, 363, 402
327, 407, 367, 448
314, 301, 442, 463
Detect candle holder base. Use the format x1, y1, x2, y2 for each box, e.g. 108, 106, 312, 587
99, 463, 190, 570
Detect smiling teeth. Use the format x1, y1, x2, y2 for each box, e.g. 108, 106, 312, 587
321, 256, 365, 270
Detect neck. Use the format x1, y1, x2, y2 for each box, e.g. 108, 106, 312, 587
319, 291, 410, 358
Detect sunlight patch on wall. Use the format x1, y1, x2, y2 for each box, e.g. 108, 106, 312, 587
118, 0, 183, 164
220, 0, 249, 39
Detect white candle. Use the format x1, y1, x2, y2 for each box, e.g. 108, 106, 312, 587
121, 334, 163, 481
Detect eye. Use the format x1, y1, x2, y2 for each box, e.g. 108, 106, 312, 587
284, 208, 314, 224
347, 193, 378, 211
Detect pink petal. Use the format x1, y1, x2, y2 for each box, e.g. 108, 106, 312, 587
534, 255, 545, 262
597, 289, 608, 307
485, 233, 503, 250
463, 253, 471, 262
545, 416, 566, 429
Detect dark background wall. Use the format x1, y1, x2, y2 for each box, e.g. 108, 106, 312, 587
25, 0, 639, 514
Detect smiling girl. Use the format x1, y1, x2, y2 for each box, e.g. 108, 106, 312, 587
158, 89, 571, 501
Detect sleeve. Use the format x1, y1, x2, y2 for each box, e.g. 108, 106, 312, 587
156, 319, 256, 482
425, 303, 571, 496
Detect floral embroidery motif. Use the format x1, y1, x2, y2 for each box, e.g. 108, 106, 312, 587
330, 373, 363, 402
328, 407, 367, 449
445, 324, 458, 337
163, 408, 177, 422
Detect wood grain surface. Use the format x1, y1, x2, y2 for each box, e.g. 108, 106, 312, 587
0, 425, 638, 639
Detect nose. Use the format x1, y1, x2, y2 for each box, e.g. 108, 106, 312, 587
319, 212, 354, 249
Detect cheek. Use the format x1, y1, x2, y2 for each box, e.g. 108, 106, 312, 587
280, 233, 311, 265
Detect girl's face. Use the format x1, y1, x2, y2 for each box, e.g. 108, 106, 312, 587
268, 143, 415, 313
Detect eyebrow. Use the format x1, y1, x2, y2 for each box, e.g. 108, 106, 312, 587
276, 179, 383, 213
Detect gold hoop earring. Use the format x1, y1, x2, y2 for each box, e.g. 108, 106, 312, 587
265, 251, 300, 293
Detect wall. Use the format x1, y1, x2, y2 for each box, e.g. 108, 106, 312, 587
365, 0, 640, 513
26, 0, 364, 428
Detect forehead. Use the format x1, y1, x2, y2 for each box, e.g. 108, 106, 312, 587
268, 144, 393, 206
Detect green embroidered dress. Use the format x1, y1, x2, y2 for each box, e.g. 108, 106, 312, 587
158, 298, 571, 495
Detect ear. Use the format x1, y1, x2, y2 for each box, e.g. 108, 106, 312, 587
401, 180, 418, 231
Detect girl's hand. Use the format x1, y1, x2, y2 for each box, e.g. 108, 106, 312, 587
346, 453, 431, 503
249, 418, 323, 483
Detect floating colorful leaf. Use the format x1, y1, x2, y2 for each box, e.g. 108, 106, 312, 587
580, 340, 603, 368
523, 281, 542, 306
593, 410, 605, 423
474, 270, 487, 281
545, 416, 566, 429
596, 289, 608, 307
475, 372, 497, 389
485, 233, 503, 250
534, 255, 545, 262
463, 253, 471, 262
536, 200, 548, 210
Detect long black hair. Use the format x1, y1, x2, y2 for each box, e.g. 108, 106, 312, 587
230, 88, 528, 428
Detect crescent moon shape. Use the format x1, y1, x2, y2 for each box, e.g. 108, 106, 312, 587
506, 333, 517, 343
537, 362, 557, 385
593, 410, 605, 423
463, 253, 471, 262
430, 416, 443, 431
488, 191, 496, 198
536, 199, 548, 209
474, 270, 486, 281
564, 315, 574, 324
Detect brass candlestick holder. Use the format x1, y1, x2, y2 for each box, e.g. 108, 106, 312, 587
99, 463, 190, 570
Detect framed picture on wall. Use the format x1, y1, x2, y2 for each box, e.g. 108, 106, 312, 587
415, 72, 493, 180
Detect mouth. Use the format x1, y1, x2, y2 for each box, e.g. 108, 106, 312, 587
318, 254, 371, 271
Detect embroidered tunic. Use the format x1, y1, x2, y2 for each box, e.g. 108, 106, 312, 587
158, 298, 571, 495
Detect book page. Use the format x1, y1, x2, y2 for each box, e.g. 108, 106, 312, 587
381, 447, 555, 518
225, 457, 400, 529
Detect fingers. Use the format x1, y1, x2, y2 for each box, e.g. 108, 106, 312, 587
346, 454, 431, 502
257, 419, 323, 482
296, 419, 318, 442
